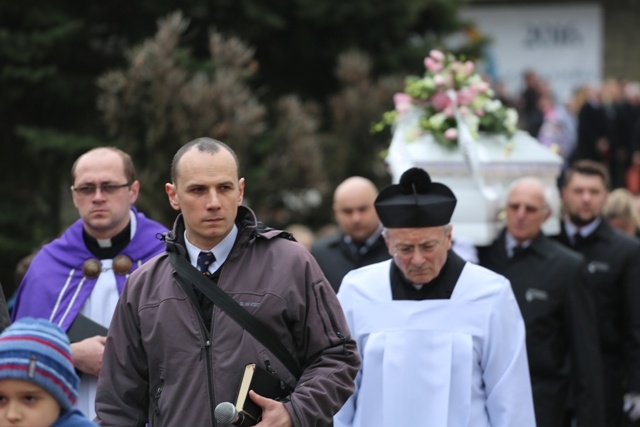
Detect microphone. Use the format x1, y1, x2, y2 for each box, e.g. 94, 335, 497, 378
214, 402, 247, 426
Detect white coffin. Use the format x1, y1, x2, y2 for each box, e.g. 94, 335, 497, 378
385, 122, 563, 246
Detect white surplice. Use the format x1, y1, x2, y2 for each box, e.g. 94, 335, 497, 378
75, 212, 138, 420
334, 260, 536, 427
76, 259, 120, 420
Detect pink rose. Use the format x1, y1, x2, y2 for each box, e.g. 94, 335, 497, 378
464, 60, 474, 74
444, 128, 458, 140
430, 91, 451, 112
424, 57, 443, 73
473, 81, 490, 93
433, 74, 446, 86
443, 105, 455, 118
393, 93, 413, 114
475, 109, 485, 117
429, 49, 445, 62
442, 103, 456, 117
457, 88, 476, 105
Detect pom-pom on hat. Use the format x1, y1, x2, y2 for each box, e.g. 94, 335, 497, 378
375, 168, 457, 228
0, 318, 79, 410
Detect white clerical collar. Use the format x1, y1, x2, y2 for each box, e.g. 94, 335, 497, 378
184, 225, 238, 273
95, 209, 138, 248
96, 238, 112, 248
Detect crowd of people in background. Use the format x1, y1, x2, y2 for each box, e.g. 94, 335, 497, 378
509, 71, 640, 191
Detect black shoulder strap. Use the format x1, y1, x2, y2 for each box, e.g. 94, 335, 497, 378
168, 251, 302, 379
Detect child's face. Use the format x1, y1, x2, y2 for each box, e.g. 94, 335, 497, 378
0, 379, 61, 427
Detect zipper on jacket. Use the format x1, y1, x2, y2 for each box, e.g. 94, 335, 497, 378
200, 340, 211, 361
319, 287, 348, 355
188, 297, 215, 425
207, 265, 225, 427
154, 386, 163, 415
186, 288, 215, 427
191, 305, 215, 427
170, 239, 239, 426
151, 383, 163, 425
177, 271, 217, 426
202, 338, 216, 426
191, 266, 222, 426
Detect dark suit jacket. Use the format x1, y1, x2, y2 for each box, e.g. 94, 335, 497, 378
572, 101, 608, 163
554, 220, 640, 424
478, 230, 604, 427
310, 232, 390, 292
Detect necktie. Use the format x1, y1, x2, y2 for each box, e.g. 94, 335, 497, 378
573, 233, 585, 247
512, 245, 526, 258
353, 242, 368, 257
197, 251, 215, 277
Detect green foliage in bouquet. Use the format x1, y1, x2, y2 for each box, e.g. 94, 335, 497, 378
374, 50, 518, 147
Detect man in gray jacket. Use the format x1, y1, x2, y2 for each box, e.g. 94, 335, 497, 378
95, 138, 360, 427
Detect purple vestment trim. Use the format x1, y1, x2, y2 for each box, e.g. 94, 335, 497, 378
12, 208, 168, 330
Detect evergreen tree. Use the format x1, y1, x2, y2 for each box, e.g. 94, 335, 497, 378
0, 0, 470, 292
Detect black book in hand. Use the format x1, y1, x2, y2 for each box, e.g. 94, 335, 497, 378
66, 314, 108, 343
233, 363, 292, 425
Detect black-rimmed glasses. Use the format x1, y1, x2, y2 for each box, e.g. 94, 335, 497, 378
72, 182, 131, 197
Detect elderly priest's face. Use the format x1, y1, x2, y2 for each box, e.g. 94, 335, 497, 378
383, 225, 452, 285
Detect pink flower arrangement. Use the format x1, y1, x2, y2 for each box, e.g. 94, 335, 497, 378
374, 50, 519, 147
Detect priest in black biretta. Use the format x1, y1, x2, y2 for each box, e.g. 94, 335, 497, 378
333, 172, 537, 425
375, 167, 457, 228
375, 167, 463, 300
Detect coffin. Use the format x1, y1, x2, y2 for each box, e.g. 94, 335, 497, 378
385, 121, 563, 246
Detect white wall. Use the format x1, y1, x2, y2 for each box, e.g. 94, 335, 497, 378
459, 3, 602, 104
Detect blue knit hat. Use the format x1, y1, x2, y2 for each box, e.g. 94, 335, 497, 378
0, 318, 79, 410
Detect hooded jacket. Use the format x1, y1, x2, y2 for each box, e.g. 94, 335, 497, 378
95, 206, 360, 427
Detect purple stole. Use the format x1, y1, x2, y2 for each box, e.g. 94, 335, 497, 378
12, 208, 167, 330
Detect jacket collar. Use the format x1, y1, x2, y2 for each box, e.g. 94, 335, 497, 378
560, 217, 614, 245
497, 228, 552, 259
164, 205, 288, 258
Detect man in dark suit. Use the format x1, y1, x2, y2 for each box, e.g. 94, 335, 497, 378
555, 160, 640, 426
571, 86, 609, 165
478, 176, 604, 427
311, 177, 390, 292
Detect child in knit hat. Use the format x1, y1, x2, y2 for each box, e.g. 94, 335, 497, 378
0, 317, 97, 427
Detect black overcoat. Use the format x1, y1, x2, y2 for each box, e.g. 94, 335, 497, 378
311, 232, 390, 292
478, 230, 604, 427
554, 220, 640, 426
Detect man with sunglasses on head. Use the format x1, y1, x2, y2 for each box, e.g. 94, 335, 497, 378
11, 147, 168, 420
334, 167, 535, 427
477, 176, 604, 427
